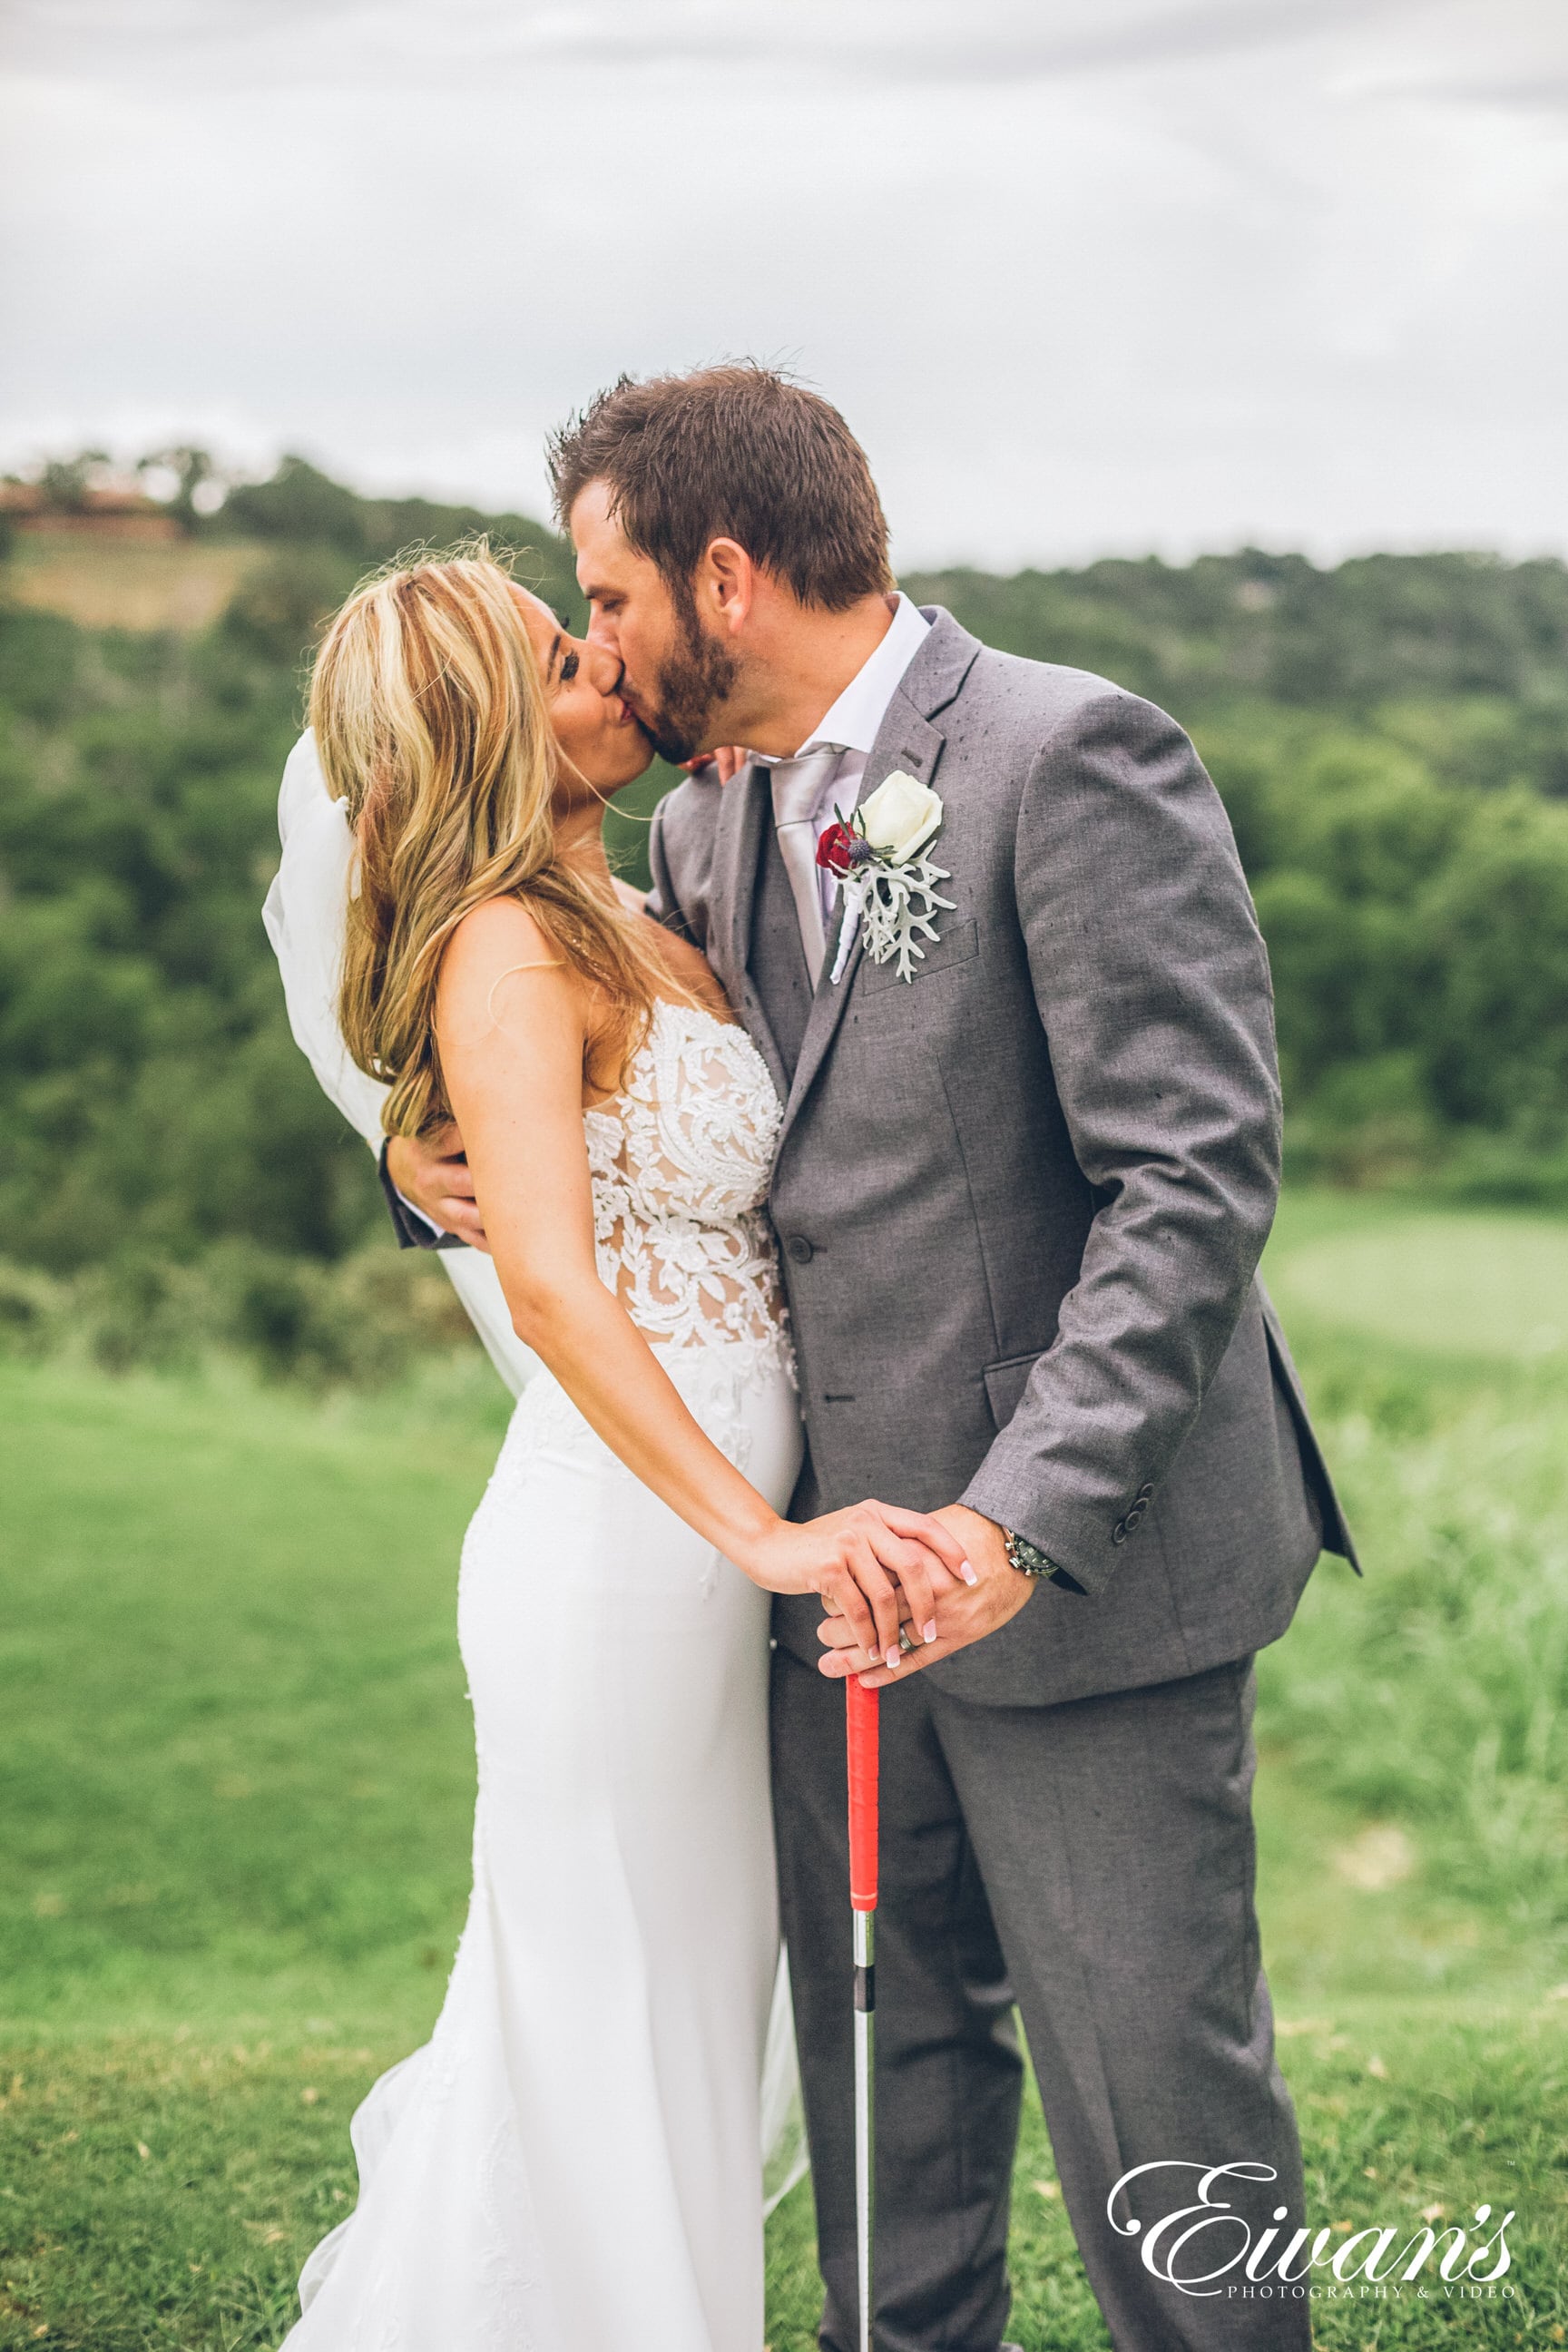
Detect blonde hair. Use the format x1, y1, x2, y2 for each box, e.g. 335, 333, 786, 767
310, 550, 658, 1137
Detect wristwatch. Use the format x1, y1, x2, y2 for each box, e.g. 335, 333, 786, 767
1001, 1526, 1058, 1579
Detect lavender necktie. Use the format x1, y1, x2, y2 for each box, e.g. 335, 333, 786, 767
769, 746, 841, 985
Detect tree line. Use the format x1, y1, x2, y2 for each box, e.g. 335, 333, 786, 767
1, 454, 1564, 1378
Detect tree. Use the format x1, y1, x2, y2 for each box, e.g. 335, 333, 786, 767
1421, 792, 1568, 1132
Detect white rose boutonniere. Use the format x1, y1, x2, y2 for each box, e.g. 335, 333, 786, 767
818, 770, 956, 984
858, 771, 944, 864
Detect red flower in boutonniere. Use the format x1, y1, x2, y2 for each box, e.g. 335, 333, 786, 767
816, 820, 858, 877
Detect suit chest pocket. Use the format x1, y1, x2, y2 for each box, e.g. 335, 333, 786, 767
855, 916, 980, 998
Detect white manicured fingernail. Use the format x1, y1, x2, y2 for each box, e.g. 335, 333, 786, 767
924, 1619, 937, 1644
959, 1559, 978, 1585
885, 1646, 900, 1671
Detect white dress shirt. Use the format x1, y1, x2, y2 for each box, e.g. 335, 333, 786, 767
751, 592, 932, 927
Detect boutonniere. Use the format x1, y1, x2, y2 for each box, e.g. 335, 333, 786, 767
817, 771, 956, 985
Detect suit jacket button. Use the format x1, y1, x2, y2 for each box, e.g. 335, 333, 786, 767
1136, 1483, 1153, 1501
786, 1234, 815, 1264
1112, 1520, 1128, 1545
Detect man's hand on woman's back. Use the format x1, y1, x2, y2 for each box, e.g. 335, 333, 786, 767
386, 1124, 490, 1250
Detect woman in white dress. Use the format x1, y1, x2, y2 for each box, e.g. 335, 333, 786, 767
280, 554, 961, 2352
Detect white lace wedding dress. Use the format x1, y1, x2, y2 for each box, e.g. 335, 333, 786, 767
281, 1000, 805, 2352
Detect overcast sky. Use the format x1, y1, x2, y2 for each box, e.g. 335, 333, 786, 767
3, 0, 1565, 568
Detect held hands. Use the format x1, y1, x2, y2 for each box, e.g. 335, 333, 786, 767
815, 1504, 1036, 1688
385, 1122, 489, 1251
740, 1502, 971, 1671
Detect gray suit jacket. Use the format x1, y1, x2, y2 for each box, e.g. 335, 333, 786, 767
650, 608, 1356, 1708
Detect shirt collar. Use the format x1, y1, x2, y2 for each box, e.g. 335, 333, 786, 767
750, 593, 932, 767
798, 592, 931, 758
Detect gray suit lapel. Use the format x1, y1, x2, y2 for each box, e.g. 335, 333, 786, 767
710, 761, 789, 1102
776, 609, 981, 1146
777, 698, 945, 1143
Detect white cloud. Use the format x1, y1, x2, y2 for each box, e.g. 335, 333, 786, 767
3, 0, 1564, 564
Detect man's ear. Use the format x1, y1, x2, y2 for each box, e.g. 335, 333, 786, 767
702, 537, 758, 637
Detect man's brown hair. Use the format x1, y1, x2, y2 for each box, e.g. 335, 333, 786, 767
548, 364, 895, 612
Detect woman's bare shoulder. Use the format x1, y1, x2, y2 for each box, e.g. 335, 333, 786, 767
436, 897, 581, 1044
446, 893, 555, 958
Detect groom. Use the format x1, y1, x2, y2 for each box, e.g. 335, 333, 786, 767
398, 368, 1357, 2350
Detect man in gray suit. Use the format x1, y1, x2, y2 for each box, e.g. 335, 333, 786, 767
409, 365, 1355, 2349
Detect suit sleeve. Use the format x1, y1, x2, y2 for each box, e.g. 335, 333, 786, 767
646, 793, 678, 930
647, 776, 717, 948
959, 691, 1283, 1597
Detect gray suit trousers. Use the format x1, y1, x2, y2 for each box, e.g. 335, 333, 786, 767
771, 1645, 1309, 2352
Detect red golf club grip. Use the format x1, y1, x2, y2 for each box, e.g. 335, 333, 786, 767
847, 1680, 880, 1913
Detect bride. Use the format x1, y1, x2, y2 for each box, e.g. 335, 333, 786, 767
280, 553, 961, 2352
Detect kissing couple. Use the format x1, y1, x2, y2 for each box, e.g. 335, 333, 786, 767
264, 365, 1356, 2352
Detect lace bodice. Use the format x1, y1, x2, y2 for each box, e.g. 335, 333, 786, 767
584, 998, 794, 1381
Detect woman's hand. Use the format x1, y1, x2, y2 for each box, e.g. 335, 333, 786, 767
738, 1502, 971, 1672
681, 747, 749, 784
816, 1506, 1034, 1686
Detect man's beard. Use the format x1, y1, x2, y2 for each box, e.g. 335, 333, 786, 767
634, 602, 740, 767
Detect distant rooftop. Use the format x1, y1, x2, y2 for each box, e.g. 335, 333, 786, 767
0, 482, 182, 542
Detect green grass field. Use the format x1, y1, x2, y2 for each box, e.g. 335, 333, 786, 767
3, 1194, 1566, 2349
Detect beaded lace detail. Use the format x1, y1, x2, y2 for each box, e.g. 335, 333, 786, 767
584, 998, 793, 1384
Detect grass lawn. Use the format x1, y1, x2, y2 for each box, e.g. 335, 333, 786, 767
3, 1193, 1566, 2347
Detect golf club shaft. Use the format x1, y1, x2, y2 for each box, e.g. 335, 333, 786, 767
854, 1906, 874, 2352
847, 1678, 880, 2352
